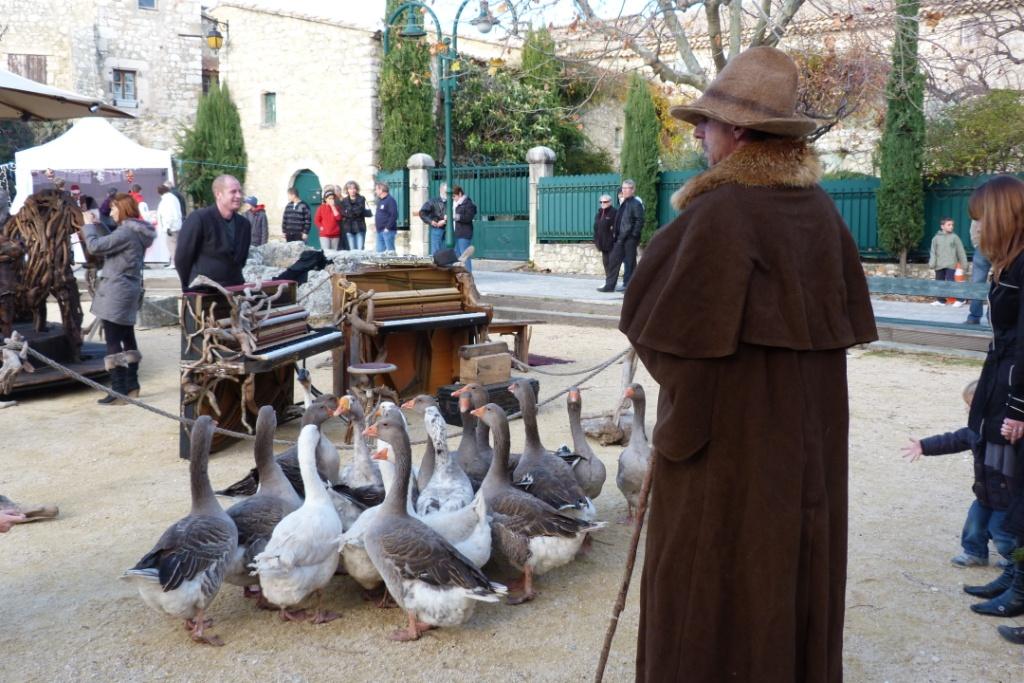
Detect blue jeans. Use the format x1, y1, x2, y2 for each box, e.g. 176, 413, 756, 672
346, 232, 365, 250
968, 250, 991, 323
376, 230, 396, 252
962, 500, 1017, 560
456, 237, 472, 272
429, 227, 445, 255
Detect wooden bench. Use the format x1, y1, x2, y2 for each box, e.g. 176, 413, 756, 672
487, 319, 545, 363
867, 276, 990, 352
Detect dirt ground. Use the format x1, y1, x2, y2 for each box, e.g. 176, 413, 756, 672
1, 321, 1022, 682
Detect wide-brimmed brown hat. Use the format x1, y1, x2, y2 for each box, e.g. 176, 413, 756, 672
670, 46, 817, 138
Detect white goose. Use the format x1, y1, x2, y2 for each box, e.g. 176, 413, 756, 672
121, 416, 237, 645
252, 424, 343, 624
338, 395, 383, 489
416, 406, 473, 516
363, 407, 506, 641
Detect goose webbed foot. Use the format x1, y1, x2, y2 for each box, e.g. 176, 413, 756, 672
577, 533, 594, 556
186, 610, 223, 646
279, 608, 309, 622
309, 590, 340, 624
389, 612, 433, 641
506, 569, 537, 605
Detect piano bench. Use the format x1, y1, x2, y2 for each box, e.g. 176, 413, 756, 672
487, 320, 545, 364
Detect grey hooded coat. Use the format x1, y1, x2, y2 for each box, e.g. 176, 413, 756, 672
84, 218, 156, 326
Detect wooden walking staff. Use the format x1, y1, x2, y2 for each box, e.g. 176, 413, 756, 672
594, 457, 655, 683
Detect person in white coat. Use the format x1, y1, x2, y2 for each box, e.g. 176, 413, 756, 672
157, 183, 183, 267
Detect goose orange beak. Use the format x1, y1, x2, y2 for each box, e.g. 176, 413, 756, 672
459, 395, 471, 411
452, 385, 468, 397
333, 396, 351, 416
372, 447, 388, 461
363, 424, 378, 438
400, 398, 415, 409
569, 389, 580, 401
624, 387, 635, 399
470, 406, 485, 418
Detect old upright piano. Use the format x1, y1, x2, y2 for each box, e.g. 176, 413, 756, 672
179, 279, 344, 457
331, 263, 492, 400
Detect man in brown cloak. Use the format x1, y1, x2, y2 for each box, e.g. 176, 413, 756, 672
619, 47, 877, 682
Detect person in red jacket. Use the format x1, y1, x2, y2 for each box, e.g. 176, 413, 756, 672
314, 187, 342, 250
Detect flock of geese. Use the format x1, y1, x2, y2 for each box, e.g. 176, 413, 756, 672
121, 378, 652, 645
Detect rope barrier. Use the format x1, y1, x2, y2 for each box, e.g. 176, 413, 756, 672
15, 341, 632, 450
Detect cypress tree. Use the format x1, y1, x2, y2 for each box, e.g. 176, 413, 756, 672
876, 0, 925, 274
378, 0, 435, 171
620, 74, 661, 243
178, 83, 247, 207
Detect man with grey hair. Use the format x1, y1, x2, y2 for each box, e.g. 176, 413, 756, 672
374, 181, 398, 253
174, 174, 251, 290
597, 179, 643, 292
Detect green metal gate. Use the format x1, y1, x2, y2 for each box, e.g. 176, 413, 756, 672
428, 164, 530, 260
292, 169, 322, 249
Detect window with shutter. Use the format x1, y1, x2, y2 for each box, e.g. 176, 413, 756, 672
112, 69, 138, 107
262, 92, 277, 127
7, 54, 47, 83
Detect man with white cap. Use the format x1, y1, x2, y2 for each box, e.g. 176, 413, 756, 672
619, 47, 877, 682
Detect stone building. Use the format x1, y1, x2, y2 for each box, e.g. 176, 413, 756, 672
1, 0, 206, 152
205, 1, 522, 246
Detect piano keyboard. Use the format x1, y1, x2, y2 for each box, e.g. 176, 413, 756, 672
375, 311, 489, 333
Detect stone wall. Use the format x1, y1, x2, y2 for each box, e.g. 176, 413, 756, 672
1, 0, 203, 153
532, 242, 607, 276
579, 99, 624, 170
210, 4, 380, 241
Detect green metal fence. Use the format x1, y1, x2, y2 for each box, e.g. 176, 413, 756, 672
657, 170, 701, 227
821, 177, 882, 255
537, 173, 620, 242
374, 169, 409, 228
428, 165, 529, 217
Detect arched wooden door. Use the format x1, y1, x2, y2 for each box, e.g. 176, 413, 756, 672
293, 169, 322, 249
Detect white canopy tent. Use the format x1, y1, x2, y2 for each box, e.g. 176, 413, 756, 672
12, 118, 175, 262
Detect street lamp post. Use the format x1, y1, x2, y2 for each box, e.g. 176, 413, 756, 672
383, 0, 516, 249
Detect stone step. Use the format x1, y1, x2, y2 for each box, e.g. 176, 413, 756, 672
489, 305, 620, 329
483, 293, 622, 317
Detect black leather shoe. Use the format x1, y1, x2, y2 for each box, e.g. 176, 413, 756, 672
997, 625, 1024, 644
965, 565, 1015, 598
595, 286, 614, 293
970, 585, 1024, 617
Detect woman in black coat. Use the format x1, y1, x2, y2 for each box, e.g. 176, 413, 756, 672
592, 194, 617, 279
963, 176, 1024, 644
339, 180, 368, 251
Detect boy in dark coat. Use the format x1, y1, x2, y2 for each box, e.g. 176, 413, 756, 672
903, 380, 1018, 569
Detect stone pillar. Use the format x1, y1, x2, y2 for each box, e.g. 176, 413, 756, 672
526, 146, 556, 262
406, 153, 435, 257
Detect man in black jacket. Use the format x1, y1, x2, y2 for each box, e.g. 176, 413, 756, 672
174, 174, 251, 290
598, 179, 644, 292
419, 182, 447, 255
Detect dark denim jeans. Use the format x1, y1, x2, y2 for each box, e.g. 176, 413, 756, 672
429, 227, 445, 255
968, 250, 991, 323
456, 237, 472, 272
934, 267, 956, 303
962, 500, 1017, 560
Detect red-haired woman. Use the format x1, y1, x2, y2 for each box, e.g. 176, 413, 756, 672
962, 176, 1024, 643
82, 193, 155, 404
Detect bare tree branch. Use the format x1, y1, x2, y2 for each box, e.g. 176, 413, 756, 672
704, 1, 727, 71
727, 0, 744, 60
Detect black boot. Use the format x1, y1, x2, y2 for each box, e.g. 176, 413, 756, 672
97, 366, 126, 405
964, 563, 1015, 598
124, 350, 142, 398
997, 625, 1024, 644
970, 561, 1024, 617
